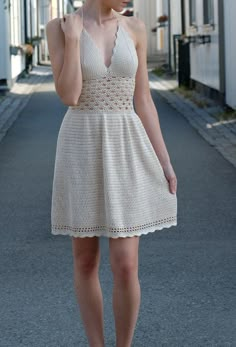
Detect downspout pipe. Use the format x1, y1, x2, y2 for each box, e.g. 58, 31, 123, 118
24, 0, 28, 42
218, 0, 225, 103
181, 0, 185, 34
167, 0, 172, 71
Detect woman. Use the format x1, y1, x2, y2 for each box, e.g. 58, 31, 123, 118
46, 1, 177, 346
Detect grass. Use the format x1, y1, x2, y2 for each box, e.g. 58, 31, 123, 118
152, 67, 166, 77
175, 86, 236, 121
174, 86, 212, 108
214, 109, 236, 122
0, 95, 6, 103
152, 74, 236, 122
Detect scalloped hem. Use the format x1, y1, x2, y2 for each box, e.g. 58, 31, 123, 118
51, 219, 177, 238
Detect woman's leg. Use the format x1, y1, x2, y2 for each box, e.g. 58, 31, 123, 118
72, 236, 105, 347
109, 236, 141, 347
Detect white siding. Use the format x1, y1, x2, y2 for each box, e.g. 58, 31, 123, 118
224, 0, 236, 109
185, 0, 220, 91
170, 0, 182, 35
133, 0, 158, 56
10, 0, 25, 79
170, 0, 182, 69
0, 1, 11, 82
155, 0, 169, 54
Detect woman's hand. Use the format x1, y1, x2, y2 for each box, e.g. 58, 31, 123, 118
60, 13, 83, 40
162, 162, 177, 194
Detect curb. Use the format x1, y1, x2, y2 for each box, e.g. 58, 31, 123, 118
149, 72, 236, 169
0, 66, 52, 143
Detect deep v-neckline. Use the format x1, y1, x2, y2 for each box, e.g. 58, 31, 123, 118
81, 9, 120, 71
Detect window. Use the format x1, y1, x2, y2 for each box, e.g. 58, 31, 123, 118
189, 0, 197, 26
10, 0, 21, 45
203, 0, 214, 25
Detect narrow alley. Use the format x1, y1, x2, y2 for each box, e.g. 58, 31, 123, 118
0, 70, 235, 347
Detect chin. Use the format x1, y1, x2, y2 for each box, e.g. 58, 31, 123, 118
113, 5, 124, 12
112, 8, 121, 12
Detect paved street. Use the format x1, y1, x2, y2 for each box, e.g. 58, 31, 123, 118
0, 74, 235, 347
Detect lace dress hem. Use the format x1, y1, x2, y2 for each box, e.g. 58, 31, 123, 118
51, 216, 177, 238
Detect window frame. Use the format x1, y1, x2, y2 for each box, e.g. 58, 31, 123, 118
203, 0, 215, 26
189, 0, 197, 27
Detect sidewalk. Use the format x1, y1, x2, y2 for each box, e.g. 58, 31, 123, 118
148, 71, 236, 169
0, 65, 52, 143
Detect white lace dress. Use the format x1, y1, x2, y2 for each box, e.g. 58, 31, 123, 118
51, 11, 177, 238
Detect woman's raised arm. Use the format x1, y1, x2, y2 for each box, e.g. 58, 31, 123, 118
46, 14, 83, 106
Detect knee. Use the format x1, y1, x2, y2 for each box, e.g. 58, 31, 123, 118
73, 253, 99, 277
111, 258, 138, 283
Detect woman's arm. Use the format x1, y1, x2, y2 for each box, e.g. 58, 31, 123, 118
46, 14, 83, 106
132, 18, 177, 194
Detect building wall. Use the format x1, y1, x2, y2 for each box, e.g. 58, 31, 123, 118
39, 0, 51, 62
185, 0, 220, 91
0, 0, 11, 83
133, 0, 158, 56
156, 0, 169, 54
170, 0, 182, 70
0, 0, 25, 88
224, 0, 236, 109
10, 0, 25, 80
51, 0, 74, 18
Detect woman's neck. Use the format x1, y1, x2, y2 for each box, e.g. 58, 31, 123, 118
81, 0, 114, 25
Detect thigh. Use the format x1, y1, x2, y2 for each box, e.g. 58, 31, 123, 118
109, 236, 140, 266
72, 236, 100, 259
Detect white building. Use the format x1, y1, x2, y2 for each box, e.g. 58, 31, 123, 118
181, 0, 236, 109
184, 0, 222, 99
167, 0, 182, 71
38, 0, 74, 63
133, 0, 183, 66
141, 0, 236, 109
224, 0, 236, 109
0, 0, 25, 92
0, 0, 74, 92
133, 0, 158, 57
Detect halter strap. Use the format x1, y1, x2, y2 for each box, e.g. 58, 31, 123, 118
79, 7, 135, 69
81, 6, 83, 27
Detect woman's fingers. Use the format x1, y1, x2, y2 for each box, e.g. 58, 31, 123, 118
169, 176, 177, 194
60, 13, 83, 39
162, 162, 177, 194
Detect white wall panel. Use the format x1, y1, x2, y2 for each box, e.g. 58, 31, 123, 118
133, 0, 157, 56
224, 0, 236, 109
155, 0, 169, 53
0, 1, 11, 82
10, 0, 25, 79
170, 0, 182, 69
185, 0, 220, 91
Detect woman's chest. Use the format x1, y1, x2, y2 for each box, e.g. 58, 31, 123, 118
79, 25, 138, 80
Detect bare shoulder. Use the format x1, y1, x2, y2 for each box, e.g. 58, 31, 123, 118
46, 17, 65, 53
127, 16, 146, 32
118, 15, 146, 47
46, 17, 62, 37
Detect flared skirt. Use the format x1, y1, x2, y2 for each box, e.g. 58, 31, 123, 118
51, 108, 177, 238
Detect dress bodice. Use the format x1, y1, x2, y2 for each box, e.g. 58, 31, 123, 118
70, 9, 138, 112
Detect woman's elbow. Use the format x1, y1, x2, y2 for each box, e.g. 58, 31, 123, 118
61, 96, 79, 106
57, 88, 81, 106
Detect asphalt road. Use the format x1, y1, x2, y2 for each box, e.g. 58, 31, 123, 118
0, 76, 235, 347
